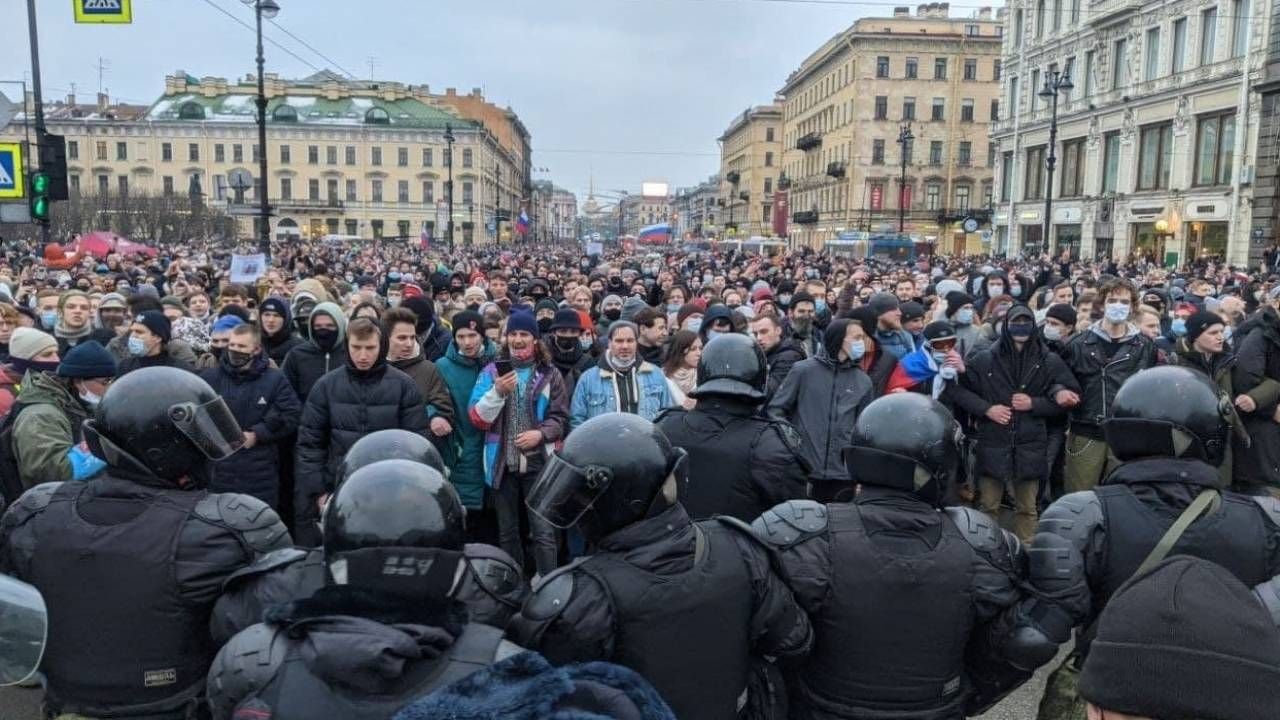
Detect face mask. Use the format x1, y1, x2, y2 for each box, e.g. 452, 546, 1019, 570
1104, 302, 1131, 324
846, 340, 866, 360
127, 336, 149, 357
603, 308, 621, 321
226, 349, 253, 368
685, 318, 702, 333
988, 285, 1004, 296
579, 336, 593, 350
555, 336, 579, 353
815, 300, 828, 313
78, 389, 101, 407
210, 346, 225, 359
705, 329, 725, 342
388, 296, 402, 307
40, 311, 57, 330
778, 294, 792, 305
388, 272, 402, 281
344, 275, 354, 283
666, 303, 680, 313
1009, 284, 1022, 297
955, 308, 975, 325
1043, 324, 1063, 341
1171, 318, 1187, 336
311, 327, 339, 351
1008, 322, 1034, 340
931, 350, 949, 364
535, 318, 553, 334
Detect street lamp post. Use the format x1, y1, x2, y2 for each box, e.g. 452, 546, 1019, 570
1039, 70, 1073, 255
444, 124, 455, 253
896, 123, 914, 234
242, 0, 279, 260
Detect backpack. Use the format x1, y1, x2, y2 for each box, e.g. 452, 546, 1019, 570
0, 401, 30, 509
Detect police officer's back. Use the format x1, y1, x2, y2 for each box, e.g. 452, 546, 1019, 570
211, 430, 526, 644
207, 459, 523, 719
753, 394, 1056, 720
655, 333, 809, 521
509, 413, 813, 720
0, 367, 291, 719
1027, 366, 1280, 677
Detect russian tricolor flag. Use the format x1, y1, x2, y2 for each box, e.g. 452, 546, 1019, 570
638, 223, 672, 244
516, 209, 530, 235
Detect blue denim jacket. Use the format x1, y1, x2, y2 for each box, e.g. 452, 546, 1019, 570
569, 361, 673, 430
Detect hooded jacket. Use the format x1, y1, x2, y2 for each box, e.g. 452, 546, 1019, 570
281, 302, 349, 402
390, 343, 457, 429
403, 297, 452, 362
1230, 305, 1280, 489
11, 372, 90, 488
436, 340, 497, 509
260, 298, 305, 367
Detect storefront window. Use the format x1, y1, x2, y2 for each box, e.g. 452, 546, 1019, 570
1131, 222, 1172, 263
1187, 221, 1228, 260
1055, 224, 1082, 259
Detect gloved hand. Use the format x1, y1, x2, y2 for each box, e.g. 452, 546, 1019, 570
66, 444, 106, 481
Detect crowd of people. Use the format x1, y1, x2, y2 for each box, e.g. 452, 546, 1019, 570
0, 234, 1279, 719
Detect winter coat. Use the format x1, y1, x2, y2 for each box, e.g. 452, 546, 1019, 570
0, 365, 24, 419
281, 302, 349, 402
295, 358, 430, 530
391, 347, 457, 427
467, 358, 569, 490
114, 345, 196, 377
1060, 323, 1161, 438
263, 329, 305, 368
953, 321, 990, 360
436, 340, 497, 509
1231, 306, 1280, 489
11, 372, 90, 488
419, 321, 453, 363
546, 339, 595, 396
569, 356, 673, 430
767, 355, 873, 481
106, 333, 198, 366
858, 345, 898, 398
950, 333, 1079, 482
199, 352, 302, 506
764, 340, 806, 399
1177, 342, 1243, 486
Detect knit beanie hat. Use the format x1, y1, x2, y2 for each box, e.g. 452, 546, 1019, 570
535, 299, 560, 316
1045, 303, 1078, 328
790, 290, 816, 309
451, 310, 484, 338
847, 306, 878, 339
57, 341, 117, 379
212, 315, 245, 334
676, 303, 703, 329
160, 296, 186, 314
505, 309, 539, 338
9, 327, 57, 361
900, 301, 925, 323
620, 296, 649, 323
1185, 310, 1224, 345
133, 310, 172, 344
945, 291, 976, 318
98, 292, 127, 310
402, 297, 436, 333
1079, 556, 1280, 720
259, 297, 290, 321
935, 278, 965, 300
868, 292, 900, 318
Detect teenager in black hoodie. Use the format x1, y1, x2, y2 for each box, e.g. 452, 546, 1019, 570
259, 297, 304, 367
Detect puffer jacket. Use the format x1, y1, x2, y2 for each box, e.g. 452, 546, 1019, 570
1231, 305, 1280, 490
199, 351, 302, 506
11, 371, 90, 488
281, 302, 348, 402
1060, 322, 1160, 438
437, 340, 496, 509
569, 355, 673, 430
767, 355, 873, 481
294, 353, 430, 539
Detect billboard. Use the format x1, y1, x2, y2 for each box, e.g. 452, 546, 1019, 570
640, 181, 669, 198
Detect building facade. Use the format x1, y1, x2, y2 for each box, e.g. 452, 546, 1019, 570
1, 71, 531, 245
992, 0, 1267, 265
779, 4, 1003, 251
530, 180, 578, 243
620, 189, 673, 236
674, 175, 722, 240
719, 105, 783, 238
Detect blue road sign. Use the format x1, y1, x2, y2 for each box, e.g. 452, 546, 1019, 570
0, 144, 24, 200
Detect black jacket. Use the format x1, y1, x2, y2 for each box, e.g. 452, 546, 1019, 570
1059, 324, 1160, 438
764, 340, 805, 399
952, 330, 1079, 481
294, 357, 430, 541
281, 341, 347, 403
860, 344, 898, 398
545, 338, 595, 395
199, 353, 302, 506
263, 329, 305, 368
419, 321, 452, 363
115, 346, 195, 377
1232, 306, 1280, 489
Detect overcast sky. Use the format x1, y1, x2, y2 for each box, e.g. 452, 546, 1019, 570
0, 0, 988, 202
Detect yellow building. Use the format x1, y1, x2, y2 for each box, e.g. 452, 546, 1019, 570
1, 71, 530, 245
719, 104, 783, 238
779, 4, 1003, 251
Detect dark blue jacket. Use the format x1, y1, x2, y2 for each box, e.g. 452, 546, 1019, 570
199, 352, 302, 506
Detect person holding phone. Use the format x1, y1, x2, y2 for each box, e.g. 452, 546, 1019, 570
467, 309, 569, 577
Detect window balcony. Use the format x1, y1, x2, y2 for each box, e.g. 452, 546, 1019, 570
796, 132, 822, 152
792, 209, 819, 224
826, 161, 847, 178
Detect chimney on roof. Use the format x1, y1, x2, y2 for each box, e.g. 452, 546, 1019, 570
446, 88, 457, 98
978, 5, 992, 19
917, 3, 928, 15
471, 88, 482, 98
894, 6, 910, 16
97, 92, 109, 111
66, 92, 75, 106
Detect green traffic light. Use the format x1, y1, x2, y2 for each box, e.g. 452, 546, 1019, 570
31, 197, 48, 220
31, 173, 49, 194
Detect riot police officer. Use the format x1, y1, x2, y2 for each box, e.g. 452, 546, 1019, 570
1027, 366, 1280, 718
207, 459, 523, 719
752, 393, 1056, 719
211, 429, 526, 644
0, 367, 291, 719
655, 333, 809, 521
509, 413, 813, 720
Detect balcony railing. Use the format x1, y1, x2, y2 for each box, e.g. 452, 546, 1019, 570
826, 162, 847, 178
726, 170, 741, 185
796, 132, 822, 152
274, 198, 345, 210
792, 209, 819, 224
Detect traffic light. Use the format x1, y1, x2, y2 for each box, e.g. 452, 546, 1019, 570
29, 172, 50, 223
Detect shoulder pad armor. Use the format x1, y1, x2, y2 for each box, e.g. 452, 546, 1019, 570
463, 543, 525, 606
1, 482, 64, 530
194, 493, 291, 554
221, 547, 310, 592
653, 406, 688, 426
751, 500, 828, 548
1253, 495, 1280, 529
945, 506, 1012, 554
522, 565, 576, 623
1038, 491, 1104, 536
207, 623, 288, 717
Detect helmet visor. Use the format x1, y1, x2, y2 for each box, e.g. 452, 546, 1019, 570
169, 397, 244, 460
0, 575, 47, 686
526, 453, 613, 529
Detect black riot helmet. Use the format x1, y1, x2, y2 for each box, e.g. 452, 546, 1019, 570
843, 393, 961, 506
337, 429, 446, 488
689, 333, 768, 402
83, 366, 243, 488
1104, 366, 1231, 467
527, 413, 688, 544
322, 459, 466, 602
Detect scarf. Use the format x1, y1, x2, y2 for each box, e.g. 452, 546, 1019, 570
54, 321, 91, 342
670, 366, 697, 395
504, 363, 537, 472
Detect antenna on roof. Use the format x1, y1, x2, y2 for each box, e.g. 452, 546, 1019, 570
367, 55, 379, 81
97, 57, 111, 94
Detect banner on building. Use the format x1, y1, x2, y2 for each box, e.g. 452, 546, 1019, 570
73, 0, 132, 23
870, 184, 884, 211
772, 191, 789, 237
229, 253, 267, 283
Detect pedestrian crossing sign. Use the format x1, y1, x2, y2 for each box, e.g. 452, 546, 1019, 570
73, 0, 132, 24
0, 144, 24, 200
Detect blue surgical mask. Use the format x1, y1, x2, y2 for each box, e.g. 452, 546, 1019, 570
1104, 302, 1131, 324
815, 299, 828, 313
127, 336, 149, 357
706, 329, 725, 342
1171, 318, 1187, 336
685, 318, 702, 333
579, 336, 593, 350
931, 350, 949, 364
40, 311, 57, 330
1009, 283, 1022, 297
955, 308, 975, 325
667, 303, 680, 313
1043, 324, 1063, 341
846, 340, 866, 360
778, 294, 792, 305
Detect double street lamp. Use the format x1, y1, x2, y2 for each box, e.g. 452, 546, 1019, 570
241, 0, 280, 257
1038, 70, 1073, 254
896, 123, 914, 234
444, 124, 455, 253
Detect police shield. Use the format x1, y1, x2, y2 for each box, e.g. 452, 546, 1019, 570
0, 574, 46, 685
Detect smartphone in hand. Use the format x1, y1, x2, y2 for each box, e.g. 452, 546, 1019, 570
494, 359, 514, 376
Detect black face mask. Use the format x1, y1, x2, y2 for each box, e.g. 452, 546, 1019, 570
225, 349, 253, 368
603, 308, 621, 321
210, 346, 225, 359
554, 336, 579, 353
537, 318, 553, 333
1008, 322, 1035, 340
312, 327, 339, 351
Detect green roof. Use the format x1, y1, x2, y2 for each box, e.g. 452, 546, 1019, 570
145, 91, 480, 130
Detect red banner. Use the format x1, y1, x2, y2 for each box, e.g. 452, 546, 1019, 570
870, 184, 883, 211
772, 191, 789, 237
902, 184, 913, 210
